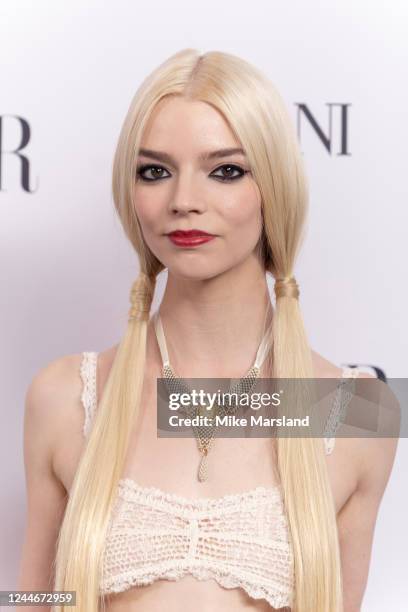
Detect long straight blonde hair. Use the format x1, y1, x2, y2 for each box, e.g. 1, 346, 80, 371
53, 48, 342, 612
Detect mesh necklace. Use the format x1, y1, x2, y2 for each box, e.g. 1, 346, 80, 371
153, 310, 273, 482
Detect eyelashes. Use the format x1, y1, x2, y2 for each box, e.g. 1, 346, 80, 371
135, 163, 248, 183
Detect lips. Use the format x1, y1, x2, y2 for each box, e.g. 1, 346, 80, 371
166, 230, 216, 247
167, 230, 214, 237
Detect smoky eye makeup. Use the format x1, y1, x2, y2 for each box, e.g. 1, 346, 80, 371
211, 164, 248, 181
135, 162, 249, 183
136, 164, 171, 181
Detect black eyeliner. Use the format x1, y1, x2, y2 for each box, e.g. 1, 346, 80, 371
136, 163, 247, 182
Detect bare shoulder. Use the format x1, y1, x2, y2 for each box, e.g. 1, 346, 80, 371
25, 349, 108, 495
311, 348, 399, 488
24, 353, 87, 469
25, 344, 119, 444
25, 353, 84, 435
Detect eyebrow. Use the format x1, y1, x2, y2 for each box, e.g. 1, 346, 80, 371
137, 147, 246, 165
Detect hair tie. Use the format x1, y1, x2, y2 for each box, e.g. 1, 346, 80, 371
274, 276, 300, 300
128, 273, 155, 321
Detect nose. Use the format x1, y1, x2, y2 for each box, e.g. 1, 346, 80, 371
168, 172, 207, 215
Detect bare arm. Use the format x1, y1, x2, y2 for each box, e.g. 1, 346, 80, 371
337, 377, 399, 612
18, 359, 70, 612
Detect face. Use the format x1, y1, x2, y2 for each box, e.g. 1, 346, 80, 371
133, 96, 263, 280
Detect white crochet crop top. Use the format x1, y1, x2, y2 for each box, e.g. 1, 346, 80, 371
79, 322, 360, 609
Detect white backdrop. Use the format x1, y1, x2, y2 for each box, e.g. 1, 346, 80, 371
1, 0, 407, 609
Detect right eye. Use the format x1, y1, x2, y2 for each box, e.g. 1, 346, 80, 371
136, 164, 170, 182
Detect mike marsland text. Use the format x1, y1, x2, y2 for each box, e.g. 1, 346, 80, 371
167, 414, 310, 427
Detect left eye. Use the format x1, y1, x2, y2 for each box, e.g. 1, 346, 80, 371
211, 164, 246, 181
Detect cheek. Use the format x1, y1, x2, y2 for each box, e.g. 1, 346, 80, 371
221, 183, 263, 238
133, 189, 160, 234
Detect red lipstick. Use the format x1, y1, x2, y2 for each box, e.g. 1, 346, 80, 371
166, 229, 216, 247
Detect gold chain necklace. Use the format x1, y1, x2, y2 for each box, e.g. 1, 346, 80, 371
162, 363, 261, 481
155, 311, 272, 482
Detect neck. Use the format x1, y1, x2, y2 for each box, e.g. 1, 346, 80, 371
148, 255, 274, 378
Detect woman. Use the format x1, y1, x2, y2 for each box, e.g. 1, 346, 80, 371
19, 48, 398, 612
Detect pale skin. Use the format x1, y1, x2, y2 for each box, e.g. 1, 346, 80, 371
18, 97, 398, 612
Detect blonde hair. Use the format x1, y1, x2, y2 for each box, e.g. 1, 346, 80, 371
53, 48, 342, 612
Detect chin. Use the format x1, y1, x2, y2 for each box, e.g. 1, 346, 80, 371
166, 261, 228, 283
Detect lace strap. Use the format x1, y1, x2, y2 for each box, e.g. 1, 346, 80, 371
324, 365, 360, 455
254, 321, 274, 369
79, 351, 99, 438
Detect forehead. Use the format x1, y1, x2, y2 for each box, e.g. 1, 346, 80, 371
140, 96, 241, 150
